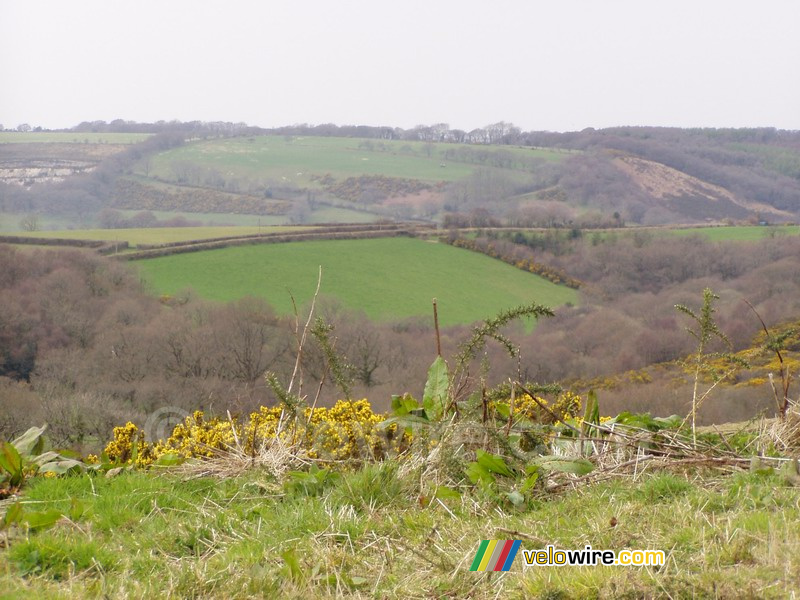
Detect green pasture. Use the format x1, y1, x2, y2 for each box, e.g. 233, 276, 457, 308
9, 225, 314, 247
116, 200, 380, 225
669, 224, 799, 242
144, 135, 565, 188
0, 132, 151, 144
1, 205, 378, 235
306, 206, 380, 223
135, 237, 577, 327
115, 209, 289, 227
0, 213, 89, 233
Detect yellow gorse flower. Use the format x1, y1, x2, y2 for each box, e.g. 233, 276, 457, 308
103, 400, 410, 467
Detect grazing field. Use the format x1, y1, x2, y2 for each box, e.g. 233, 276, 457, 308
135, 237, 577, 326
10, 226, 313, 247
115, 209, 290, 227
670, 224, 800, 241
306, 206, 380, 223
113, 206, 380, 225
0, 213, 88, 233
144, 135, 565, 187
0, 132, 151, 144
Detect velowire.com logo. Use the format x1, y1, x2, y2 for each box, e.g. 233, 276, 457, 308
469, 540, 522, 571
470, 540, 666, 570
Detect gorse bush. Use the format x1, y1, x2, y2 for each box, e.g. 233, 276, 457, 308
103, 399, 411, 467
100, 391, 593, 469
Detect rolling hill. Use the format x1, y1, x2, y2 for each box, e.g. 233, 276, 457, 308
3, 125, 800, 230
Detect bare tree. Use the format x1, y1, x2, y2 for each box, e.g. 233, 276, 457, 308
19, 213, 39, 231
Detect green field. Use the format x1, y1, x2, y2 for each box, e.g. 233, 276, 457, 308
116, 209, 290, 227
9, 226, 316, 247
145, 135, 565, 188
0, 132, 151, 144
136, 237, 577, 326
670, 224, 800, 241
0, 213, 92, 233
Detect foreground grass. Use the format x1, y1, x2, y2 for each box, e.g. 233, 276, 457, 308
135, 237, 577, 327
1, 467, 798, 598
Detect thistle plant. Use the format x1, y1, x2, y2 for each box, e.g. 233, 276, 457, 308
675, 288, 740, 444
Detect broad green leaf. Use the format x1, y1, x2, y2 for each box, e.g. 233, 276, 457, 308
1, 502, 23, 529
465, 462, 493, 485
506, 490, 525, 507
521, 470, 540, 493
533, 456, 594, 476
32, 451, 62, 466
0, 442, 24, 487
422, 356, 449, 421
433, 485, 462, 501
377, 414, 431, 430
37, 459, 85, 476
22, 509, 63, 530
348, 576, 368, 588
476, 449, 514, 477
154, 453, 185, 467
611, 412, 682, 432
652, 415, 683, 430
494, 402, 511, 419
10, 425, 47, 457
391, 394, 420, 416
583, 390, 600, 427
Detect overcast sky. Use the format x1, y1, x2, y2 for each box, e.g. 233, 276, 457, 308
2, 0, 799, 132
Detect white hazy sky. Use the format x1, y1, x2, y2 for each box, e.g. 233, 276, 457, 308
1, 0, 799, 132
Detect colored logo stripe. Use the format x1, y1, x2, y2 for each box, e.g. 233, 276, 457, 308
470, 540, 521, 571
469, 540, 490, 571
493, 540, 514, 571
501, 540, 521, 571
478, 540, 498, 571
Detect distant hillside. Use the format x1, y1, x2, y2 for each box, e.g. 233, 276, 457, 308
520, 127, 800, 225
2, 124, 800, 229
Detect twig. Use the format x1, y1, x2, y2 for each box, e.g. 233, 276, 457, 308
515, 382, 582, 436
286, 265, 323, 397
505, 379, 515, 438
743, 298, 792, 419
494, 527, 545, 545
712, 425, 736, 454
432, 298, 442, 357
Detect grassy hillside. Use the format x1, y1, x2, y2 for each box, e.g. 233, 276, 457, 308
670, 224, 800, 242
144, 135, 564, 187
135, 237, 577, 326
11, 225, 311, 247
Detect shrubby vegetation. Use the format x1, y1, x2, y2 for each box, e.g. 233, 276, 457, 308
3, 227, 800, 446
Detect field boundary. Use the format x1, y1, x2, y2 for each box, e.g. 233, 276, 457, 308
0, 235, 130, 254
117, 223, 437, 260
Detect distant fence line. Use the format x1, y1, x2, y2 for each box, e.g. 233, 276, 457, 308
0, 223, 437, 261
0, 235, 129, 255
116, 227, 431, 260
